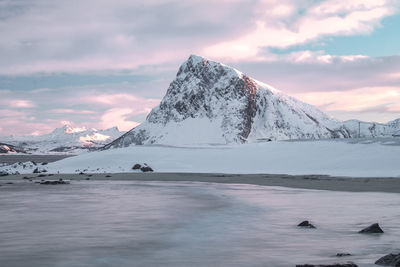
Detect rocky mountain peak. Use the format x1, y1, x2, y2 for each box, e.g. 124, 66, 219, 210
105, 55, 354, 148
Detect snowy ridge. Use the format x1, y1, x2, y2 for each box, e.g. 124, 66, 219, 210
106, 55, 353, 148
1, 125, 124, 154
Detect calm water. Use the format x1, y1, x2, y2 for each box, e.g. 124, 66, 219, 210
0, 180, 399, 267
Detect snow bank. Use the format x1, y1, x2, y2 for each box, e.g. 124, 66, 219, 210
45, 140, 400, 177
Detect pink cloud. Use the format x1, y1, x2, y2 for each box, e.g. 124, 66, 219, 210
80, 93, 160, 115
291, 86, 400, 122
100, 108, 140, 131
204, 0, 396, 60
50, 109, 96, 114
9, 100, 36, 108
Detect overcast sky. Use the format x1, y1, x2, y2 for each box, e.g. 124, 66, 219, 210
1, 0, 400, 136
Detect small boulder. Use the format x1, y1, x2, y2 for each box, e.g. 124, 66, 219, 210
0, 171, 9, 177
336, 253, 352, 257
41, 162, 48, 165
375, 253, 400, 266
140, 166, 154, 172
132, 164, 142, 170
359, 223, 384, 234
33, 168, 40, 174
298, 220, 316, 229
105, 175, 112, 177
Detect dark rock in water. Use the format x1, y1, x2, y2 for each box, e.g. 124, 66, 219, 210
85, 177, 90, 180
33, 168, 40, 174
296, 263, 358, 267
48, 174, 54, 176
140, 166, 154, 172
132, 164, 142, 170
336, 253, 352, 257
0, 171, 8, 177
23, 176, 30, 180
40, 179, 69, 185
375, 253, 400, 266
5, 182, 13, 184
359, 223, 384, 234
105, 175, 112, 177
298, 220, 316, 228
37, 174, 47, 177
79, 172, 84, 175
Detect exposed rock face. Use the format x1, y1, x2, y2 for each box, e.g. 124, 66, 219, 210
375, 253, 400, 266
359, 223, 384, 234
105, 55, 353, 148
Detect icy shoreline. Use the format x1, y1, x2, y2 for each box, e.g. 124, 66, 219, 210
2, 172, 400, 193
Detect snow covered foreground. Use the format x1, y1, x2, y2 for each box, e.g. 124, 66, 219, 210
43, 140, 400, 177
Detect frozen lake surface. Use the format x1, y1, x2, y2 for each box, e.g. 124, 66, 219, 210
0, 180, 399, 266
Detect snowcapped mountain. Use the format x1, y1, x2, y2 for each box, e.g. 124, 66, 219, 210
105, 55, 400, 148
1, 125, 124, 154
106, 55, 354, 148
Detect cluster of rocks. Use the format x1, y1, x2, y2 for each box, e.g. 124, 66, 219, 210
296, 221, 394, 266
39, 179, 70, 185
297, 220, 384, 234
132, 163, 154, 172
0, 161, 49, 175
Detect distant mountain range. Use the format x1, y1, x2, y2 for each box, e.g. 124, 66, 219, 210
0, 124, 124, 154
105, 55, 400, 148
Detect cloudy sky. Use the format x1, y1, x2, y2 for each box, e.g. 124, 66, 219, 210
1, 0, 400, 136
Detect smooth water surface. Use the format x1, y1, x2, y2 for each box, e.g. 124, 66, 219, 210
0, 180, 399, 266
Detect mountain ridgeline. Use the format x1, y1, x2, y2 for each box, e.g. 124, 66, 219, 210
105, 55, 400, 148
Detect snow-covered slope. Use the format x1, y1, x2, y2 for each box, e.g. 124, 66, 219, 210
40, 140, 400, 177
1, 125, 124, 154
106, 55, 352, 148
2, 139, 400, 177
